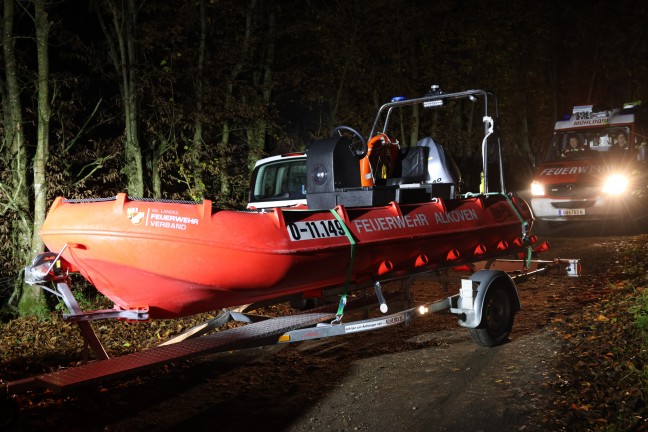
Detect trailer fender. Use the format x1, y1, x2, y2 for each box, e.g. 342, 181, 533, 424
452, 269, 521, 329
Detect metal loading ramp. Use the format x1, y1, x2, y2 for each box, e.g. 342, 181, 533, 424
7, 312, 336, 394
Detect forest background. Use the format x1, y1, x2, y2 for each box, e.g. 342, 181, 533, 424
1, 0, 647, 316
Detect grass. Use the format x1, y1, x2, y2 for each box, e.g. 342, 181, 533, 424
630, 286, 648, 340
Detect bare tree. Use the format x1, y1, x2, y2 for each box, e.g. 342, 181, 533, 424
190, 0, 207, 199
169, 0, 209, 201
94, 0, 144, 197
245, 0, 276, 170
29, 0, 52, 274
2, 0, 48, 315
218, 0, 257, 197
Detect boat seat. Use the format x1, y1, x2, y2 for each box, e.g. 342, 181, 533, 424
385, 146, 429, 186
416, 136, 457, 186
419, 137, 459, 199
386, 137, 459, 200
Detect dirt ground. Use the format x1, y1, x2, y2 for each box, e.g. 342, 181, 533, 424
3, 227, 637, 432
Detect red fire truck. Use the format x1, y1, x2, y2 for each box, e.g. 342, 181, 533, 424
530, 103, 647, 227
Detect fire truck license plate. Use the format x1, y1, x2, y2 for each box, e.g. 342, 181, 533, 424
558, 209, 586, 216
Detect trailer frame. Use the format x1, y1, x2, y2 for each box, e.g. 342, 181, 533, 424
1, 256, 579, 426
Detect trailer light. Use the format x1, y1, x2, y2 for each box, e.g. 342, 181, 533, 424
565, 259, 582, 277
530, 181, 545, 196
602, 174, 628, 195
418, 305, 429, 315
27, 263, 53, 282
24, 251, 70, 284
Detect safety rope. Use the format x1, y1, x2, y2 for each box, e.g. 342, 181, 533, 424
328, 209, 356, 323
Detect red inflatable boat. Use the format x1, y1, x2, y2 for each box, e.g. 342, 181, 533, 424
33, 87, 538, 319
39, 191, 534, 318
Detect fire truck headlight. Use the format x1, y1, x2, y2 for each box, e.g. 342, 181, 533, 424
602, 174, 629, 195
531, 181, 545, 196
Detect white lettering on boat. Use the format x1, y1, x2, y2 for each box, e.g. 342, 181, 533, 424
353, 213, 429, 233
137, 212, 200, 231
434, 208, 479, 224
149, 213, 199, 225
150, 221, 187, 230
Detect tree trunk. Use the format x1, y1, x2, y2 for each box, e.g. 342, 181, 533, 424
409, 103, 420, 147
248, 1, 276, 170
551, 51, 559, 122
96, 0, 144, 197
151, 138, 168, 198
30, 0, 51, 259
586, 39, 601, 104
330, 40, 353, 129
3, 0, 46, 315
191, 0, 207, 199
219, 122, 231, 197
219, 0, 257, 198
517, 90, 535, 166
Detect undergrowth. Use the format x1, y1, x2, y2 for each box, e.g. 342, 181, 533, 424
630, 286, 648, 341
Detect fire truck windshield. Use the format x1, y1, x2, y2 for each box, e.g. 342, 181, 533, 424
543, 126, 632, 162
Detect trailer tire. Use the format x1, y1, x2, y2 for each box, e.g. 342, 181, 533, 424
469, 284, 515, 347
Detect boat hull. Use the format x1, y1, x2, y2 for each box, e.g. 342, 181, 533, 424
39, 193, 535, 318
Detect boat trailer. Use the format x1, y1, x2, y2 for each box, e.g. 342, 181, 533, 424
0, 255, 579, 426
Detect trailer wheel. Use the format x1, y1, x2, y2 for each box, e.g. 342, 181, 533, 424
0, 397, 18, 429
469, 284, 515, 347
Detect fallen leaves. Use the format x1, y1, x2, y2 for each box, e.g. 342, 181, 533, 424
545, 234, 648, 431
0, 302, 295, 384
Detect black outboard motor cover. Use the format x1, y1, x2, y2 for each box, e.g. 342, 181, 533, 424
305, 136, 397, 209
306, 136, 361, 194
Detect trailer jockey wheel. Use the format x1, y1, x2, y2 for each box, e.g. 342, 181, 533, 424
331, 125, 368, 159
0, 397, 19, 429
469, 284, 515, 347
